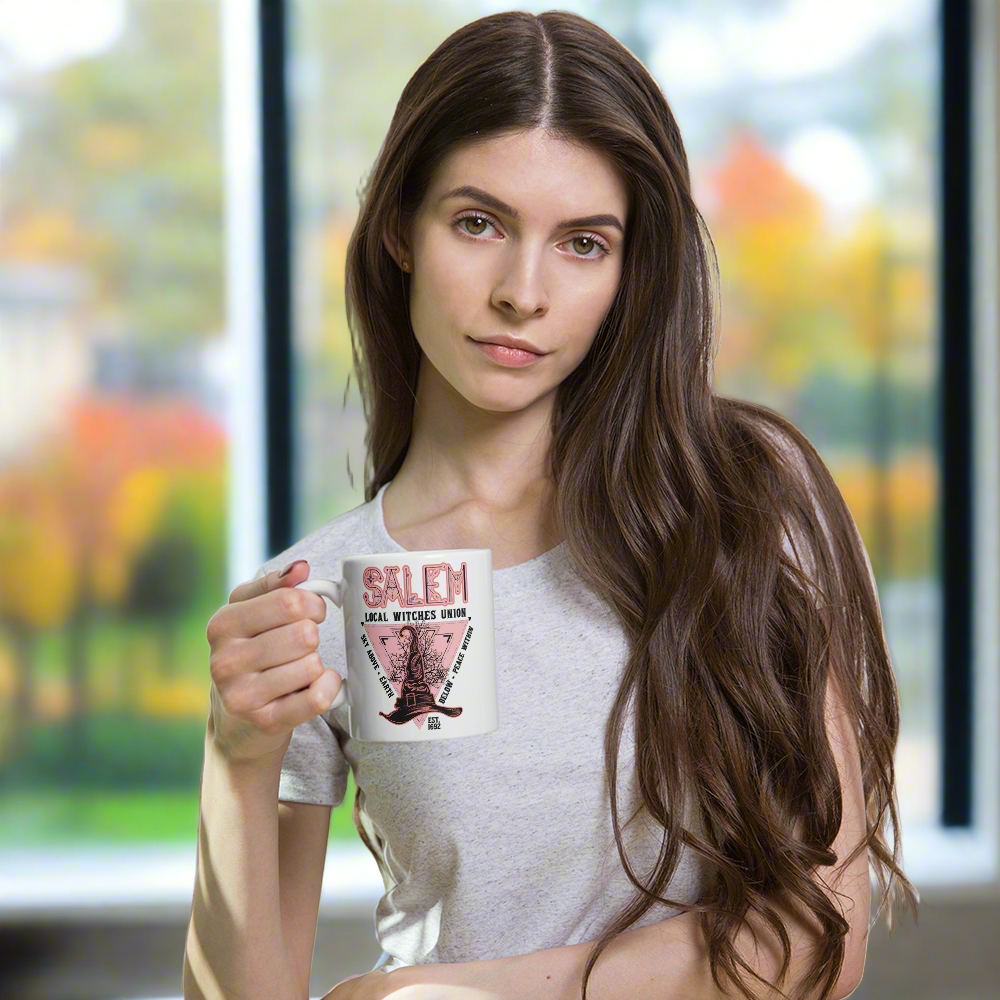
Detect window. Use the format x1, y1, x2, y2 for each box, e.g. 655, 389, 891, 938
0, 0, 991, 920
0, 1, 227, 858
285, 0, 992, 888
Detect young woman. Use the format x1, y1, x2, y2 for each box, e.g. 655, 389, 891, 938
185, 10, 920, 1000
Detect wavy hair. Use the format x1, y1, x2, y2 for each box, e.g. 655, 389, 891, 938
343, 10, 920, 1000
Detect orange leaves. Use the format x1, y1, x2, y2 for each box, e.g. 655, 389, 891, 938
0, 394, 226, 625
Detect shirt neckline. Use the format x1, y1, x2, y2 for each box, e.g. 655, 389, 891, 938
366, 480, 570, 597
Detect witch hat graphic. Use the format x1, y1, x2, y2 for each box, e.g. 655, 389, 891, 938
379, 624, 464, 725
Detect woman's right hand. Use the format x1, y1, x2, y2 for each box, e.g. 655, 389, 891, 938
205, 559, 343, 766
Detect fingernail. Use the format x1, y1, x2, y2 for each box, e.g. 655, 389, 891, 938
279, 559, 307, 578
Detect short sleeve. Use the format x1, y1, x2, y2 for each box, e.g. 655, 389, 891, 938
251, 563, 351, 808
278, 712, 350, 808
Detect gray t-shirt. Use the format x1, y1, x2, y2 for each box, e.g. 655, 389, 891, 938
254, 481, 710, 973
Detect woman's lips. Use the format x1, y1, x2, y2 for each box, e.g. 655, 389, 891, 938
469, 337, 544, 367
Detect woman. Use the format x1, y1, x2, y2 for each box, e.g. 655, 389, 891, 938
186, 10, 920, 1000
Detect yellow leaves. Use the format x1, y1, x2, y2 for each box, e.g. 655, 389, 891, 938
137, 677, 208, 718
88, 544, 130, 606
0, 209, 92, 262
0, 489, 76, 629
704, 134, 932, 392
832, 451, 937, 526
318, 214, 357, 372
829, 450, 937, 576
108, 466, 172, 551
727, 218, 820, 306
0, 392, 228, 627
0, 463, 175, 614
77, 122, 146, 168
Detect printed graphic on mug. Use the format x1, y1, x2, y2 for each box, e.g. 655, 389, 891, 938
358, 558, 477, 730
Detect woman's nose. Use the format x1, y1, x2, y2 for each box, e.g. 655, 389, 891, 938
490, 255, 549, 319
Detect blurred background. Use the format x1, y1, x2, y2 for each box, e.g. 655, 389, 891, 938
0, 0, 996, 998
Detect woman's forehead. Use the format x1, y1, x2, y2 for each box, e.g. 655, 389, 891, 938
429, 131, 629, 221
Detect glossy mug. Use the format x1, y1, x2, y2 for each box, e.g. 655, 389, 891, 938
296, 549, 498, 741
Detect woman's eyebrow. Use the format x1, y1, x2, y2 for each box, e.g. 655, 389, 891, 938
439, 185, 624, 234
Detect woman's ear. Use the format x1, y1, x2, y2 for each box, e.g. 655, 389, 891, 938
382, 227, 411, 272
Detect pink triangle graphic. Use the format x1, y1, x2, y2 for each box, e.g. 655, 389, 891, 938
362, 619, 469, 728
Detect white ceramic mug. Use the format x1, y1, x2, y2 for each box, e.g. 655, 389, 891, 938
295, 548, 498, 742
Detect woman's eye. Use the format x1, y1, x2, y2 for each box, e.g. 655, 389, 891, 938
457, 214, 494, 237
568, 235, 610, 258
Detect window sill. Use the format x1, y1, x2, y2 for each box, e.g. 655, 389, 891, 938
897, 822, 999, 902
0, 841, 383, 924
0, 822, 997, 924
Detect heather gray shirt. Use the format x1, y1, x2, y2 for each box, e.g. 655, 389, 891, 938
254, 481, 710, 973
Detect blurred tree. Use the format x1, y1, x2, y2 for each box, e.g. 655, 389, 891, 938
123, 530, 201, 680
0, 470, 76, 770
703, 130, 831, 402
0, 396, 226, 775
0, 0, 223, 345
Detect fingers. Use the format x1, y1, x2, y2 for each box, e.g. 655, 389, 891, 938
212, 564, 327, 643
248, 667, 344, 733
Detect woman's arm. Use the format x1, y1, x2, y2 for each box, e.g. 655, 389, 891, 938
182, 725, 301, 1000
280, 799, 335, 996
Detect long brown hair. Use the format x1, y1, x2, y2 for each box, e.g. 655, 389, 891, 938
343, 10, 920, 999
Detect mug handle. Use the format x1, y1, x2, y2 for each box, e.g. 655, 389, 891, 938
295, 578, 348, 710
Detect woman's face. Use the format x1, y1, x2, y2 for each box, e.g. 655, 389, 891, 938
390, 128, 629, 416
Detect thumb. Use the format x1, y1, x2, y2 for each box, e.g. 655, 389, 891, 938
233, 559, 309, 604
275, 559, 309, 584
